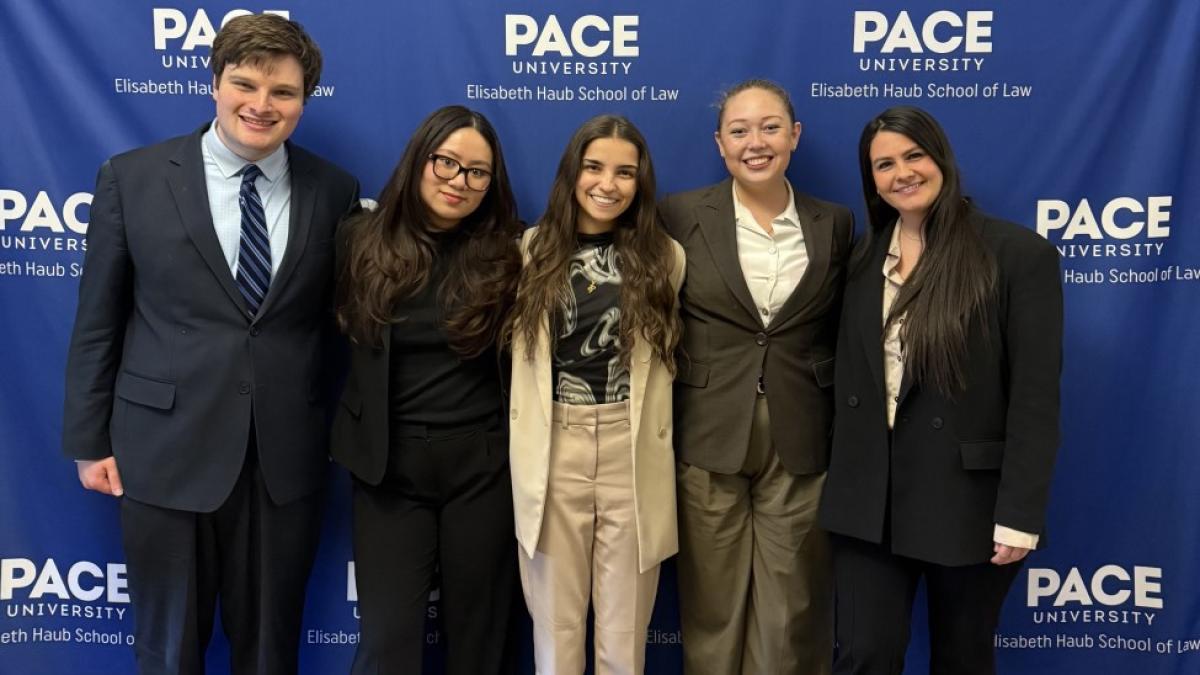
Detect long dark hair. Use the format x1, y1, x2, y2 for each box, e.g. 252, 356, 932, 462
507, 115, 680, 370
337, 105, 520, 356
855, 105, 997, 396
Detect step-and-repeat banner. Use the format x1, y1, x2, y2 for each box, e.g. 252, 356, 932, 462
2, 1, 1197, 673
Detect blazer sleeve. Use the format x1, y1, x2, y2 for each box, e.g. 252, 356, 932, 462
995, 237, 1063, 534
61, 160, 133, 460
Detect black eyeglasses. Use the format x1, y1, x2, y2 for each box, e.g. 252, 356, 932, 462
428, 154, 493, 191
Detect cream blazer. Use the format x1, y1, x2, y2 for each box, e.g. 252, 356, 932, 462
509, 227, 686, 573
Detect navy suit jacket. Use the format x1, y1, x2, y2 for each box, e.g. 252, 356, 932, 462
62, 123, 359, 511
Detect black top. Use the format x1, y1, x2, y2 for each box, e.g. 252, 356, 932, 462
552, 231, 628, 404
388, 232, 501, 428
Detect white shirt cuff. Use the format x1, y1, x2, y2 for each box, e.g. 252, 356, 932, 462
994, 524, 1039, 550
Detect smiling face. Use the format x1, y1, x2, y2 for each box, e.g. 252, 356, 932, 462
869, 130, 945, 227
419, 126, 494, 231
715, 87, 801, 191
212, 56, 305, 162
573, 136, 639, 234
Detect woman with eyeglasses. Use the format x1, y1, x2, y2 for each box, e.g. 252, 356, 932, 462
506, 114, 683, 674
332, 105, 523, 675
818, 105, 1063, 674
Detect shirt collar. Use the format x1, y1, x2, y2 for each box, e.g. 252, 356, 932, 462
883, 220, 904, 281
203, 119, 288, 182
732, 180, 801, 232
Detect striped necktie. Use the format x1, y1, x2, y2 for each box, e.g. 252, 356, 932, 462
236, 164, 270, 315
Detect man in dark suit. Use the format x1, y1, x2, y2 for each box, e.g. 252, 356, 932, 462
62, 14, 358, 674
660, 81, 853, 674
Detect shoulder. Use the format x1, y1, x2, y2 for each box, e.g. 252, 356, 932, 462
795, 190, 854, 224
288, 143, 358, 193
659, 181, 726, 224
974, 209, 1058, 263
106, 128, 198, 172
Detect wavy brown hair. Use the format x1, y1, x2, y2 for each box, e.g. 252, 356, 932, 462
507, 115, 680, 370
855, 105, 997, 396
337, 106, 520, 357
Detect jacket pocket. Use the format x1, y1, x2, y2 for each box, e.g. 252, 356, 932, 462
960, 440, 1005, 470
812, 357, 835, 388
114, 372, 176, 410
676, 361, 710, 388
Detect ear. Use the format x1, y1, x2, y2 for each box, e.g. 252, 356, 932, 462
791, 121, 803, 150
713, 130, 725, 158
211, 74, 219, 103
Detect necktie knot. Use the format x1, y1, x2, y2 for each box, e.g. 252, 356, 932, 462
241, 164, 262, 186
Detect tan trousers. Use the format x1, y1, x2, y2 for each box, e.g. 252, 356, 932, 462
677, 395, 833, 675
518, 401, 661, 675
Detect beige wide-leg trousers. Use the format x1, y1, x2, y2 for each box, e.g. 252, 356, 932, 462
518, 401, 661, 675
676, 394, 833, 675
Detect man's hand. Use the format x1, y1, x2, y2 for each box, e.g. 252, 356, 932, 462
991, 542, 1030, 565
76, 457, 124, 497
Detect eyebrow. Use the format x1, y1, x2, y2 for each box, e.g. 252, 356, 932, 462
724, 115, 785, 126
582, 157, 637, 170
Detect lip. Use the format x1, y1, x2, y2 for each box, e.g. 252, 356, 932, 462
588, 193, 620, 207
440, 191, 466, 206
743, 155, 773, 169
239, 114, 277, 131
893, 181, 924, 195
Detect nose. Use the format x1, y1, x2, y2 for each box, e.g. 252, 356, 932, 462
896, 161, 915, 180
597, 171, 616, 191
250, 90, 273, 112
748, 129, 767, 148
447, 169, 468, 189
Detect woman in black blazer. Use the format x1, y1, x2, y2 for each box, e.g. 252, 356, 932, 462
818, 106, 1063, 674
332, 106, 522, 675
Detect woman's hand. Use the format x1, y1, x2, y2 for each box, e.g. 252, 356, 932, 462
991, 542, 1030, 565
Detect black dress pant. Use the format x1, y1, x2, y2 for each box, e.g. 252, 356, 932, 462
120, 449, 323, 675
831, 533, 1023, 675
351, 420, 521, 675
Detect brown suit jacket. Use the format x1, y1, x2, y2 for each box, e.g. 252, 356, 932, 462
660, 178, 853, 474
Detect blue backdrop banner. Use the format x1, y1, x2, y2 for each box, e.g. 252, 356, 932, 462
1, 1, 1198, 673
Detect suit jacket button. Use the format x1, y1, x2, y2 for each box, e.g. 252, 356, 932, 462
755, 332, 768, 346
510, 409, 519, 420
931, 417, 944, 430
249, 326, 260, 336
847, 395, 859, 407
658, 427, 668, 438
238, 382, 250, 395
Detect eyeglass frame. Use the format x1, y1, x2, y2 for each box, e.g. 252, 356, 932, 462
427, 154, 493, 192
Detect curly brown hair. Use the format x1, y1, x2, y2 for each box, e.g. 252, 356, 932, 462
507, 115, 680, 371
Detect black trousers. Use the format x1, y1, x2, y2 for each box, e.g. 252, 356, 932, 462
120, 449, 323, 675
831, 533, 1023, 675
350, 420, 521, 675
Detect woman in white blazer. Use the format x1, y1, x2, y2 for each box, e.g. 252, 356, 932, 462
506, 114, 684, 675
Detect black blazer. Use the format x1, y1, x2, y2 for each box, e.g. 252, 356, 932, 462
660, 178, 854, 474
818, 209, 1063, 566
62, 123, 360, 511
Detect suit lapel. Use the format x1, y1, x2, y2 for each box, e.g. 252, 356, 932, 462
256, 143, 313, 318
857, 230, 891, 401
695, 179, 760, 324
534, 318, 553, 424
168, 126, 249, 317
771, 192, 833, 329
628, 338, 651, 450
